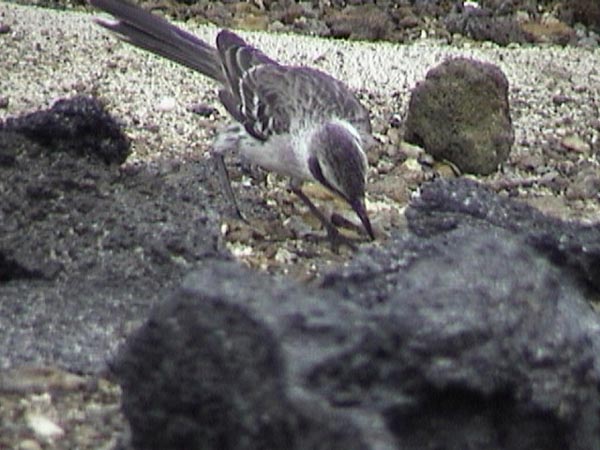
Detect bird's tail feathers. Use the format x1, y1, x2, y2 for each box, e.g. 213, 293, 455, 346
90, 0, 225, 83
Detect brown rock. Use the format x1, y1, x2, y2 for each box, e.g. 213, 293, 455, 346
326, 5, 393, 41
520, 17, 576, 45
404, 57, 514, 175
561, 135, 591, 154
565, 168, 600, 200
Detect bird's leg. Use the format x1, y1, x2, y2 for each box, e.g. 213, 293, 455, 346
289, 183, 357, 251
212, 152, 246, 222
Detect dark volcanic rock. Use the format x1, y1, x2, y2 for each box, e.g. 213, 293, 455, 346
568, 0, 600, 32
1, 96, 130, 165
405, 177, 600, 291
321, 224, 599, 450
445, 4, 529, 45
405, 57, 515, 175
114, 179, 600, 449
327, 5, 394, 41
0, 97, 224, 371
113, 272, 367, 450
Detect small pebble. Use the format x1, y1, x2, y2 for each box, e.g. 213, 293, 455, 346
399, 141, 424, 159
551, 94, 572, 106
189, 102, 218, 117
0, 365, 87, 393
561, 135, 591, 154
18, 440, 43, 450
26, 413, 65, 441
275, 247, 296, 264
155, 96, 177, 112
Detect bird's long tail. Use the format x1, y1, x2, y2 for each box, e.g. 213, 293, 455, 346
90, 0, 226, 84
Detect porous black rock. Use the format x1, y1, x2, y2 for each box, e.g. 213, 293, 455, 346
320, 225, 600, 450
113, 273, 368, 450
114, 181, 600, 449
0, 95, 130, 165
405, 177, 600, 291
445, 3, 529, 45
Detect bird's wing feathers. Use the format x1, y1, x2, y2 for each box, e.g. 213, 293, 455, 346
215, 30, 371, 141
240, 66, 371, 142
216, 30, 276, 80
216, 30, 279, 140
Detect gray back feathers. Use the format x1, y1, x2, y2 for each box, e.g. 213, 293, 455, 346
215, 31, 371, 143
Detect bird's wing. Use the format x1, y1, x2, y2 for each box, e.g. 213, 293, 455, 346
215, 31, 371, 142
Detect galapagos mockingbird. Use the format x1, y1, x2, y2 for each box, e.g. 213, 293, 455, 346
90, 0, 376, 243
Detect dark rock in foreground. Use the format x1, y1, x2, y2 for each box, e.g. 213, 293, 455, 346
113, 269, 367, 450
0, 97, 225, 371
406, 178, 600, 291
114, 179, 600, 450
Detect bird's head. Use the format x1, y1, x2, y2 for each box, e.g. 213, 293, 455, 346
308, 120, 374, 240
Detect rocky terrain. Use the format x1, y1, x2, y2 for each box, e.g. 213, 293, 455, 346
1, 1, 599, 449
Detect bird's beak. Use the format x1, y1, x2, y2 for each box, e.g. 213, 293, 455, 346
351, 198, 375, 240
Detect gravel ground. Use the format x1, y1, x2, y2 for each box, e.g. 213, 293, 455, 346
1, 2, 599, 449
2, 2, 598, 224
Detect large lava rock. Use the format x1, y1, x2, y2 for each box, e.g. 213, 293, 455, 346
113, 179, 600, 450
0, 96, 224, 371
1, 95, 130, 165
405, 178, 600, 291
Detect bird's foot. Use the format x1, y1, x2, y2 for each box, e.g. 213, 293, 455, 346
323, 224, 358, 252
